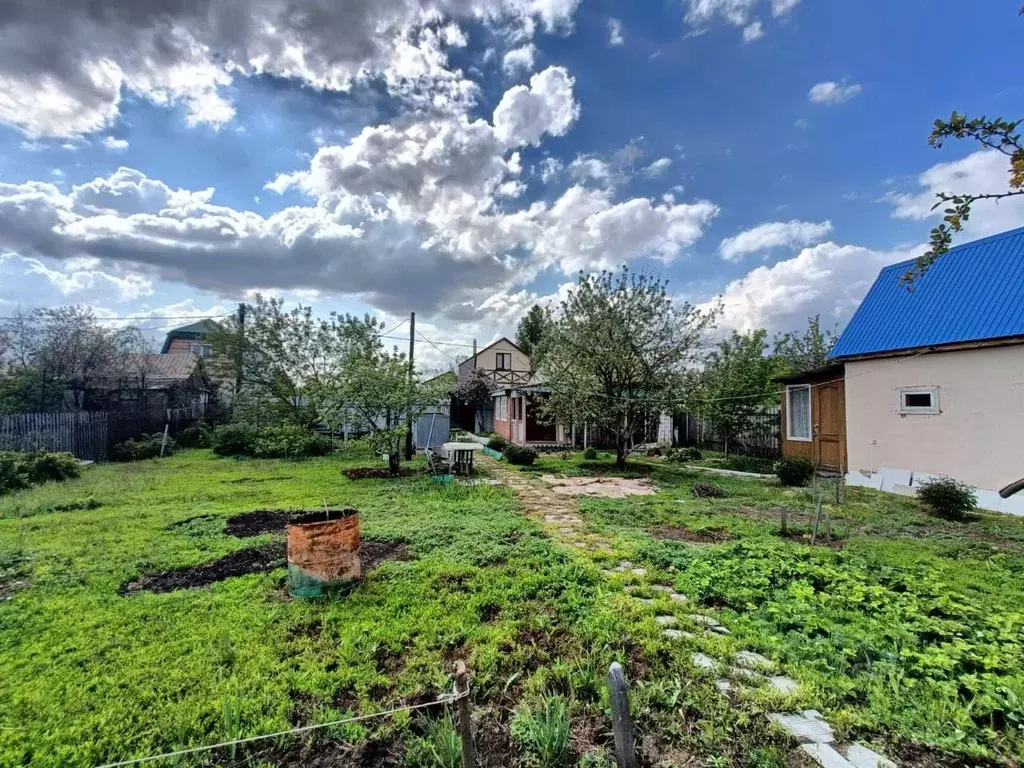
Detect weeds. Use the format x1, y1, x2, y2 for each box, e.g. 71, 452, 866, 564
511, 694, 572, 768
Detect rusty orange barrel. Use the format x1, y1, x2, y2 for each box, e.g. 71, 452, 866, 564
287, 509, 361, 598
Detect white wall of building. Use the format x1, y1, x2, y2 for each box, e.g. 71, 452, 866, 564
844, 344, 1024, 514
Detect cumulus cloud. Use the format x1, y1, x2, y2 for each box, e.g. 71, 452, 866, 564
887, 150, 1024, 240
719, 219, 833, 261
502, 43, 537, 76
493, 66, 579, 147
608, 18, 624, 45
539, 157, 564, 183
0, 253, 153, 308
642, 157, 672, 178
0, 0, 581, 138
742, 21, 764, 42
102, 136, 129, 151
771, 0, 801, 15
569, 156, 613, 184
704, 241, 918, 335
808, 80, 863, 105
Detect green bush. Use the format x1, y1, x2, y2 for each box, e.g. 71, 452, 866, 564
503, 444, 537, 466
486, 436, 508, 452
774, 456, 815, 487
582, 446, 598, 460
0, 450, 80, 495
666, 446, 701, 463
177, 423, 213, 448
111, 434, 177, 462
918, 476, 977, 521
253, 424, 332, 459
211, 424, 259, 457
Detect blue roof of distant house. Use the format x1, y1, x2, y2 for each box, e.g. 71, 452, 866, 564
159, 318, 219, 353
831, 226, 1024, 360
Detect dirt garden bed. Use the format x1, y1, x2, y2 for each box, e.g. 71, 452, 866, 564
343, 467, 414, 480
541, 474, 657, 498
652, 524, 735, 544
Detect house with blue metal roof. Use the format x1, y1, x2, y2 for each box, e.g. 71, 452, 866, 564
828, 226, 1024, 515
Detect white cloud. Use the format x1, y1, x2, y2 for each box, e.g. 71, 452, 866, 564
0, 0, 581, 138
794, 118, 809, 129
742, 21, 764, 42
685, 0, 760, 28
493, 66, 579, 147
502, 43, 537, 76
539, 157, 564, 183
771, 0, 801, 16
643, 157, 672, 177
808, 80, 863, 106
887, 149, 1024, 240
102, 136, 129, 151
704, 241, 918, 335
0, 253, 153, 304
608, 18, 624, 45
569, 156, 613, 184
719, 219, 833, 261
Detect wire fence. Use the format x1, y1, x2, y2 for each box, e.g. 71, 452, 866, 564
677, 408, 781, 459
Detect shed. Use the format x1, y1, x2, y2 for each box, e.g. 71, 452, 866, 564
774, 363, 846, 472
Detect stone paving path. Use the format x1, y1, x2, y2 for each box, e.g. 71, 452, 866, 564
485, 457, 896, 768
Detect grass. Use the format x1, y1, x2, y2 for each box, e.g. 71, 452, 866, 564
1, 446, 1022, 766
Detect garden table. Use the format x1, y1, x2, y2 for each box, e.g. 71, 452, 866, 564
442, 442, 483, 475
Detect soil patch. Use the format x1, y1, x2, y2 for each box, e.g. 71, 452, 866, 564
889, 740, 1008, 768
343, 467, 413, 480
225, 509, 359, 538
779, 529, 845, 549
222, 476, 294, 485
122, 539, 411, 595
121, 544, 284, 595
541, 474, 657, 498
652, 524, 734, 544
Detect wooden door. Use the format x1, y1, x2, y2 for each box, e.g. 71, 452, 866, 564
525, 395, 556, 442
813, 382, 845, 472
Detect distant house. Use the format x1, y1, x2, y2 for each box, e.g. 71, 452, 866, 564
160, 319, 220, 357
828, 226, 1024, 515
456, 338, 565, 446
119, 353, 210, 416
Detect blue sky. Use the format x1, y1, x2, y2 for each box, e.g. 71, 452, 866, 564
0, 0, 1020, 370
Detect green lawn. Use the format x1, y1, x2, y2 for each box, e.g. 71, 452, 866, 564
1, 448, 1022, 767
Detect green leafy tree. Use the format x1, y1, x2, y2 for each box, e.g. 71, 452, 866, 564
540, 268, 716, 467
696, 330, 777, 457
772, 315, 835, 375
324, 342, 448, 473
905, 9, 1024, 284
514, 304, 554, 365
207, 295, 380, 425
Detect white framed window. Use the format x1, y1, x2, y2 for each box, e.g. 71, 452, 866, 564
496, 396, 507, 421
898, 386, 939, 415
496, 352, 512, 370
786, 385, 812, 442
188, 343, 213, 357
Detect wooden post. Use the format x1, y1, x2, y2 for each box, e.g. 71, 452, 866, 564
811, 493, 823, 545
454, 661, 476, 768
607, 663, 637, 768
159, 424, 170, 457
405, 312, 416, 461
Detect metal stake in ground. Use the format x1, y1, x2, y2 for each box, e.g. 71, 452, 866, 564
454, 661, 477, 768
607, 662, 637, 768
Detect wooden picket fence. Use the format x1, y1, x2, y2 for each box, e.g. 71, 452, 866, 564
0, 409, 203, 461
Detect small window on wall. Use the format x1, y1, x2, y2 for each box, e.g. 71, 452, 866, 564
786, 385, 812, 441
496, 396, 507, 421
899, 386, 939, 414
496, 352, 512, 370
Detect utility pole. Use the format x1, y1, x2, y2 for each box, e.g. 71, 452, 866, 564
472, 339, 477, 368
235, 302, 245, 396
404, 311, 416, 460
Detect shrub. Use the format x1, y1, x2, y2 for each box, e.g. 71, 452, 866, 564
774, 457, 815, 487
918, 476, 977, 521
253, 424, 332, 459
177, 423, 213, 448
503, 444, 537, 466
212, 424, 259, 457
112, 434, 177, 462
692, 482, 726, 498
0, 450, 79, 495
486, 436, 508, 452
667, 446, 702, 463
582, 446, 598, 460
511, 694, 571, 768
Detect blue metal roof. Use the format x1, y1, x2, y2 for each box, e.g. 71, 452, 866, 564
831, 226, 1024, 359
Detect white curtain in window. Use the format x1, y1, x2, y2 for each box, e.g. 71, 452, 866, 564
788, 386, 811, 439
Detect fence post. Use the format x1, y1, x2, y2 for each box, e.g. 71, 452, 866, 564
454, 661, 476, 768
160, 424, 170, 458
607, 662, 637, 768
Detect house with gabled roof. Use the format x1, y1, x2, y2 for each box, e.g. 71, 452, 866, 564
830, 226, 1024, 515
160, 319, 220, 356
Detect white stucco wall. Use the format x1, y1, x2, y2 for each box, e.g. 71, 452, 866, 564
458, 339, 531, 380
845, 344, 1024, 496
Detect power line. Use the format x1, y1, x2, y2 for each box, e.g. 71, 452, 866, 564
416, 330, 460, 363
0, 314, 232, 322
379, 333, 476, 349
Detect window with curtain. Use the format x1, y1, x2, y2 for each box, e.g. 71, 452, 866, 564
787, 385, 812, 440
497, 396, 507, 421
